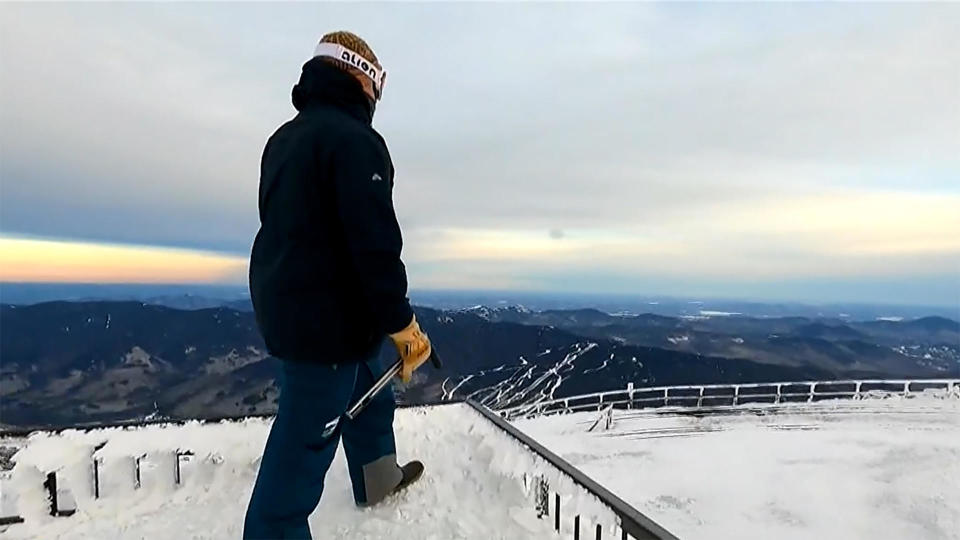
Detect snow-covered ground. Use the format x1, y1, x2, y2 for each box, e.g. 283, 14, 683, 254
2, 405, 562, 540
515, 393, 960, 540
7, 391, 957, 540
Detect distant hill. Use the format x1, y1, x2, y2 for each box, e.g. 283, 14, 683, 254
1, 301, 956, 429
465, 305, 959, 373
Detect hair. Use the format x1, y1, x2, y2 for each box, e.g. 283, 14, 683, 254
318, 31, 381, 75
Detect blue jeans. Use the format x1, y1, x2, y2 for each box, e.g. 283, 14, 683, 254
243, 351, 400, 539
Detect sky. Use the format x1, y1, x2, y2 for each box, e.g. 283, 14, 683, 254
0, 2, 958, 306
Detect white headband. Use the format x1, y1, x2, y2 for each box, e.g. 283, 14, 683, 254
313, 42, 387, 98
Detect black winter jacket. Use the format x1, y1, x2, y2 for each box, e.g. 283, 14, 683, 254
249, 58, 414, 364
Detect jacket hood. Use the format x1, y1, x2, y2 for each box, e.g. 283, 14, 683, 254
291, 57, 374, 124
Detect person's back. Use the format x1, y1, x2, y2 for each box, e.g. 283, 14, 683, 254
244, 31, 435, 540
249, 60, 405, 363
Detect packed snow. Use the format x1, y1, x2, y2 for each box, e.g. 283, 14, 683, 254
514, 392, 960, 540
2, 405, 568, 540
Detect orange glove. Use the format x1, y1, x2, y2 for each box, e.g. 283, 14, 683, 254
389, 315, 432, 383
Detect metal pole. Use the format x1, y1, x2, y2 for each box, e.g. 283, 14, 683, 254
94, 458, 100, 499
555, 493, 561, 532
346, 350, 442, 420
345, 360, 401, 420
93, 442, 106, 499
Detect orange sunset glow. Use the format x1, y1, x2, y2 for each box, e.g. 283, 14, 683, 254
0, 236, 248, 283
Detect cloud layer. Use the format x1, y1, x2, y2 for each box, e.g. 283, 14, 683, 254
0, 3, 957, 304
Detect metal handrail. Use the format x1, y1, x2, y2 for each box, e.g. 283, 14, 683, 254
467, 400, 679, 540
499, 378, 960, 419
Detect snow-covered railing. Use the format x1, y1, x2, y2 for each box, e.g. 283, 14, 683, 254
498, 378, 960, 420
467, 400, 678, 540
1, 402, 680, 539
0, 402, 461, 530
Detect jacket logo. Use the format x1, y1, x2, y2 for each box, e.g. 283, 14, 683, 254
371, 173, 383, 182
321, 418, 339, 438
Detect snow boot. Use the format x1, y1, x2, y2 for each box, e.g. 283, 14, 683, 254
396, 460, 424, 493
358, 460, 423, 508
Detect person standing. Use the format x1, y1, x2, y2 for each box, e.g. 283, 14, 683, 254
244, 31, 432, 539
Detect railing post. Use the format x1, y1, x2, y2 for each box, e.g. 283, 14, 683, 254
93, 441, 106, 499
174, 451, 182, 485
733, 385, 740, 406
627, 382, 634, 410
855, 381, 862, 400
903, 381, 910, 397
697, 386, 704, 408
93, 458, 100, 499
808, 382, 816, 403
44, 472, 58, 516
587, 406, 613, 433
555, 493, 561, 532
775, 384, 782, 405
533, 475, 549, 518
574, 515, 581, 540
663, 388, 669, 407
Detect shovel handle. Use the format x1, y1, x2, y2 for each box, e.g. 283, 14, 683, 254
429, 349, 443, 369
345, 348, 443, 420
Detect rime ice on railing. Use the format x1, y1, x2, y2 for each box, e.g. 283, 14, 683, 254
498, 378, 960, 419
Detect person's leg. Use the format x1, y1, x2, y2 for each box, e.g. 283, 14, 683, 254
243, 361, 358, 540
340, 354, 404, 506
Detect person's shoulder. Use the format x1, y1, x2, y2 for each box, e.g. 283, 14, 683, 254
331, 121, 384, 156
301, 107, 376, 144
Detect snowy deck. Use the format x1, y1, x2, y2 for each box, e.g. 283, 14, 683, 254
2, 405, 562, 540
514, 394, 960, 540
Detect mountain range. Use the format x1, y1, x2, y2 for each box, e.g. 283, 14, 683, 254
1, 301, 957, 430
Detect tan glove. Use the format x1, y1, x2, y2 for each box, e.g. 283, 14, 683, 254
389, 315, 432, 383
